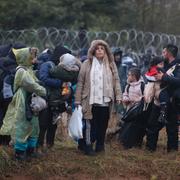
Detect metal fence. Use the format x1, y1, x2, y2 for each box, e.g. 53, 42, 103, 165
0, 27, 179, 56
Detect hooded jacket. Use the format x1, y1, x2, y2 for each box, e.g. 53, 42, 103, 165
75, 40, 122, 120
123, 78, 144, 109
0, 48, 46, 143
51, 45, 71, 65
50, 53, 82, 83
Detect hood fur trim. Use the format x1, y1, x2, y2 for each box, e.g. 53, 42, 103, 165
87, 40, 114, 63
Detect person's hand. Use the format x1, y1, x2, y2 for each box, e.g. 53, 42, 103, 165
155, 71, 164, 81
122, 99, 130, 105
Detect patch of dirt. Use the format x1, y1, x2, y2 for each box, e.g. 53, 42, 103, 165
0, 115, 179, 180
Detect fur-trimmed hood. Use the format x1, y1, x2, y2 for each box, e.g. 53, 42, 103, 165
87, 40, 114, 63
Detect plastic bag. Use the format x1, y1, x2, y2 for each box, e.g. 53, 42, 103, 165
31, 93, 47, 114
68, 105, 83, 140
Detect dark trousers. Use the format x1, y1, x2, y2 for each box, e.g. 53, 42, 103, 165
159, 88, 170, 104
91, 106, 110, 150
78, 106, 109, 152
0, 99, 12, 145
146, 103, 178, 152
38, 107, 57, 147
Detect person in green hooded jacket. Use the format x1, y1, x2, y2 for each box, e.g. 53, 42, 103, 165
0, 47, 46, 160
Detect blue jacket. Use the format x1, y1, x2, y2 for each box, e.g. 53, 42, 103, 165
38, 61, 61, 88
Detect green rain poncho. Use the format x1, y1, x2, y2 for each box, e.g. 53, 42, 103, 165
0, 48, 46, 143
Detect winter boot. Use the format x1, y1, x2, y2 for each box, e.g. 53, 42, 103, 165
95, 144, 105, 153
78, 139, 86, 152
84, 144, 96, 156
15, 150, 26, 161
26, 147, 42, 159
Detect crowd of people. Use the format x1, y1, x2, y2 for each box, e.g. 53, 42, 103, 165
0, 40, 179, 161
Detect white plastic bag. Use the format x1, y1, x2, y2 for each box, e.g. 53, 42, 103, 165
68, 105, 83, 140
31, 93, 47, 113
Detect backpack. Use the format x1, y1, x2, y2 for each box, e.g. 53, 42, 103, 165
1, 66, 47, 121
2, 73, 15, 99
1, 66, 26, 100
122, 82, 145, 122
126, 81, 145, 95
0, 69, 7, 100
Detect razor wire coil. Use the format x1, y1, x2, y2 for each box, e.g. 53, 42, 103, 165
0, 27, 179, 57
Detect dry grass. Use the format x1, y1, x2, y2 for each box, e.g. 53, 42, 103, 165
0, 114, 180, 180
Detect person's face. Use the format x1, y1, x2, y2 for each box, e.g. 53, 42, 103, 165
127, 72, 136, 83
95, 45, 105, 60
162, 48, 169, 61
114, 54, 121, 62
30, 48, 38, 64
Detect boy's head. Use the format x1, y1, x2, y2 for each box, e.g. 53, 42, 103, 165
127, 67, 141, 82
150, 56, 164, 68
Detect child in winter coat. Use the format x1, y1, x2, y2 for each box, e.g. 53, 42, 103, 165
0, 47, 47, 160
50, 53, 81, 84
144, 56, 169, 124
120, 67, 146, 149
122, 67, 144, 110
48, 53, 81, 117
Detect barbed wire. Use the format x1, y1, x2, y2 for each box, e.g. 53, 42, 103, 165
0, 27, 179, 56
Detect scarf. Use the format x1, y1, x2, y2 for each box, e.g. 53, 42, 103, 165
89, 56, 113, 105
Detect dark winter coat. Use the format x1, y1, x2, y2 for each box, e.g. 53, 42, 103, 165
162, 59, 180, 95
38, 61, 62, 88
38, 61, 68, 106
